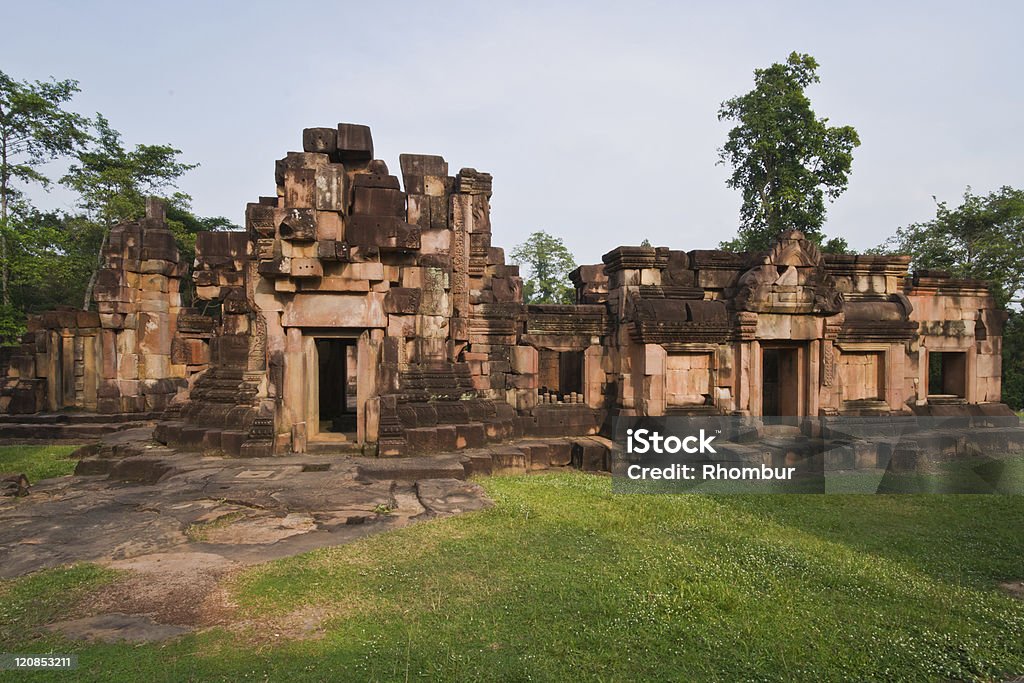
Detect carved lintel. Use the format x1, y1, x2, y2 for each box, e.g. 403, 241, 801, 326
736, 311, 758, 341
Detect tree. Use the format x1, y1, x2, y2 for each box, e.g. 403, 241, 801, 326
0, 70, 90, 307
1003, 312, 1024, 411
718, 52, 860, 252
62, 114, 197, 308
511, 231, 577, 305
883, 187, 1024, 308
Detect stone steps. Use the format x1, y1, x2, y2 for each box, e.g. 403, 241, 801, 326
305, 440, 368, 456
0, 411, 162, 425
74, 435, 614, 487
0, 417, 156, 441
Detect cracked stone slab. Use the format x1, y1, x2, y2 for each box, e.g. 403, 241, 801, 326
416, 479, 493, 516
0, 445, 492, 578
46, 613, 191, 643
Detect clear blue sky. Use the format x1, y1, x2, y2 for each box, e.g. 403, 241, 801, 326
3, 0, 1022, 265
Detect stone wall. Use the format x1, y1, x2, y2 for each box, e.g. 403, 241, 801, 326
0, 199, 210, 415
4, 123, 1014, 454
158, 123, 549, 456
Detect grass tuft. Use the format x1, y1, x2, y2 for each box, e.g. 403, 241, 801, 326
0, 444, 81, 482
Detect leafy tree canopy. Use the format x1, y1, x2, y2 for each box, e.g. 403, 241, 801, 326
0, 70, 90, 307
718, 52, 860, 252
882, 186, 1024, 308
62, 114, 199, 308
62, 114, 196, 226
511, 231, 577, 305
0, 70, 235, 341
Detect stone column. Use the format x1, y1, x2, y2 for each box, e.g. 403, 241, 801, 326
807, 340, 820, 416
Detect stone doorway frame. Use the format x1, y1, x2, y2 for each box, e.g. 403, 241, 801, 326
754, 341, 810, 417
302, 331, 366, 445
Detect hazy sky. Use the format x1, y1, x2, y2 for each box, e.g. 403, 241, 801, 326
3, 1, 1021, 266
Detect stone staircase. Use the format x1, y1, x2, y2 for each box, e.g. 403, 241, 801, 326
0, 412, 160, 442
153, 366, 272, 457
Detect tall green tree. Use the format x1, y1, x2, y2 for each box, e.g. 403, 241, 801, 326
718, 52, 860, 251
62, 114, 197, 308
511, 231, 577, 305
0, 70, 90, 307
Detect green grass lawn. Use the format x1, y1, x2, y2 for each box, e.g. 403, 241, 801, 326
2, 472, 1023, 681
0, 444, 80, 482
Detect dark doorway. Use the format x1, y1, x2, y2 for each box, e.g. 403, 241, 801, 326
317, 339, 357, 434
558, 351, 584, 396
762, 346, 801, 416
927, 351, 967, 398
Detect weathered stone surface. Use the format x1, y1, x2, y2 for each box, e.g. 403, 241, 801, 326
384, 288, 421, 314
336, 123, 373, 161
353, 187, 406, 217
282, 293, 387, 328
278, 208, 317, 241
302, 127, 337, 156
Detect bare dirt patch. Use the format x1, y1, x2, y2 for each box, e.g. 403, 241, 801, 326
999, 580, 1024, 600
74, 552, 239, 628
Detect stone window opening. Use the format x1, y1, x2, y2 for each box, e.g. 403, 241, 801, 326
927, 351, 967, 399
538, 349, 584, 403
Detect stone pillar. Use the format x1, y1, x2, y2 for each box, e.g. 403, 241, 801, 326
634, 343, 666, 417
356, 330, 382, 445
750, 340, 762, 416
283, 326, 304, 439
807, 340, 820, 417
584, 344, 604, 409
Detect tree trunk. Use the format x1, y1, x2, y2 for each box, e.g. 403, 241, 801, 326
1, 172, 9, 308
82, 225, 110, 310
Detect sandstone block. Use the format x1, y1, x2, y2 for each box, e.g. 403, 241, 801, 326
387, 314, 416, 338
346, 216, 420, 251
353, 187, 406, 217
429, 195, 448, 228
336, 123, 373, 162
316, 210, 344, 241
246, 202, 278, 236
303, 127, 337, 156
282, 293, 387, 328
291, 258, 323, 279
352, 172, 400, 190
407, 194, 430, 227
399, 154, 448, 179
284, 167, 316, 208
279, 208, 317, 241
420, 228, 451, 254
384, 288, 421, 314
315, 165, 347, 212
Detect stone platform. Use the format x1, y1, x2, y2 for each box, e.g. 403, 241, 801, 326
0, 427, 613, 642
0, 412, 160, 443
1, 428, 614, 580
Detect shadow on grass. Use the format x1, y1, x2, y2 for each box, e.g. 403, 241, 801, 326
712, 491, 1024, 589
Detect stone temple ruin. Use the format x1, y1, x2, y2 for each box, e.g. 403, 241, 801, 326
0, 122, 1018, 466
